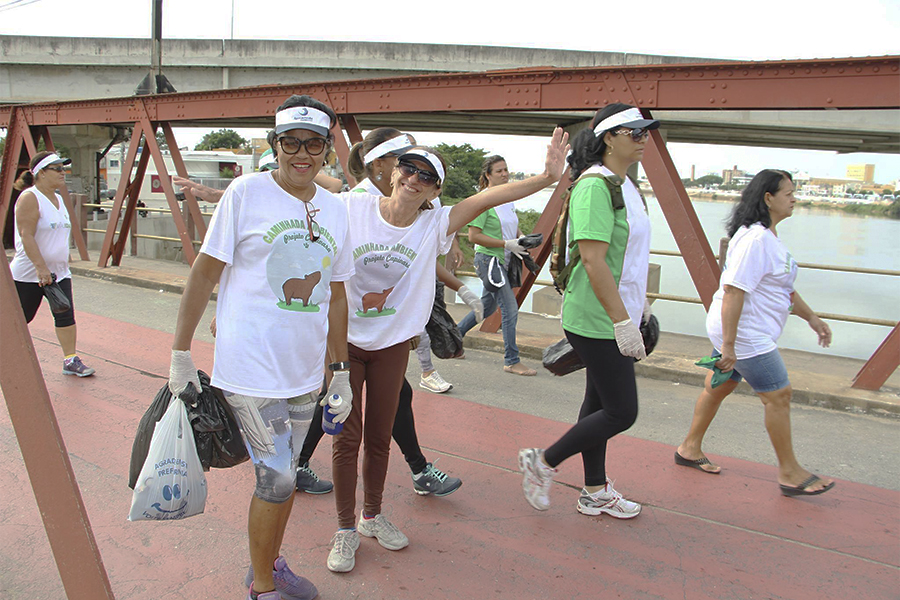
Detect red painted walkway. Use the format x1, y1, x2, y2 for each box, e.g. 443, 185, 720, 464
2, 311, 898, 600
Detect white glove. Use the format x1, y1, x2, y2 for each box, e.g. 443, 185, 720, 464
642, 298, 652, 325
503, 238, 528, 258
457, 285, 484, 323
613, 318, 647, 360
321, 370, 352, 423
169, 350, 201, 397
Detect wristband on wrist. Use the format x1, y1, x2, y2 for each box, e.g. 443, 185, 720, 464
328, 361, 351, 372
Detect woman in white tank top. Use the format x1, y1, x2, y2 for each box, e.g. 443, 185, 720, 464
10, 151, 94, 377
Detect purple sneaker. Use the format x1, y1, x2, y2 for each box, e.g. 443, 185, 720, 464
244, 556, 318, 600
247, 591, 282, 600
62, 356, 95, 377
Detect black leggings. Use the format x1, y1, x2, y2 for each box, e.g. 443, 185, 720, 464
15, 278, 76, 328
299, 377, 427, 474
543, 331, 639, 487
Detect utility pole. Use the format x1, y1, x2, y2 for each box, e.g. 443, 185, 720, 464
135, 0, 176, 95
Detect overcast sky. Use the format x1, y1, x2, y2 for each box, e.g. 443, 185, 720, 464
1, 0, 898, 182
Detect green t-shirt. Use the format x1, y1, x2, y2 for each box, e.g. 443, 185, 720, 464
467, 207, 505, 261
561, 178, 631, 339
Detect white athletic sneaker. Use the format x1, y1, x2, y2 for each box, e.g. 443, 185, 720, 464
357, 512, 409, 550
327, 529, 360, 573
420, 371, 452, 393
576, 480, 641, 519
518, 448, 556, 511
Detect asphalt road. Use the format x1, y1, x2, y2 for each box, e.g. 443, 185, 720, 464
67, 274, 899, 490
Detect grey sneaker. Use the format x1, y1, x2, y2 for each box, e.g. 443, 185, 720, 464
295, 463, 333, 495
356, 512, 408, 550
244, 555, 317, 600
576, 480, 641, 519
412, 462, 462, 497
420, 371, 452, 393
518, 448, 555, 511
327, 529, 360, 573
62, 355, 95, 377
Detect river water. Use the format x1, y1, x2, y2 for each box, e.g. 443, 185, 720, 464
458, 189, 900, 360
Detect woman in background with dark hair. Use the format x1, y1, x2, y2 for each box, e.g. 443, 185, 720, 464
518, 103, 658, 519
457, 154, 536, 376
675, 169, 835, 497
11, 151, 94, 377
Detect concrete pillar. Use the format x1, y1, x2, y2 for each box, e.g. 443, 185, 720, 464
50, 125, 118, 204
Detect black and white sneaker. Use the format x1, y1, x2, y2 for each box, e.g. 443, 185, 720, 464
412, 462, 462, 497
295, 462, 333, 494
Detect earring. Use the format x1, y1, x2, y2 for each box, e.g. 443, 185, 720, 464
375, 173, 383, 181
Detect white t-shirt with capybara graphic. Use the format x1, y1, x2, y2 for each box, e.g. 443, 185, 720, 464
340, 192, 454, 352
200, 172, 354, 398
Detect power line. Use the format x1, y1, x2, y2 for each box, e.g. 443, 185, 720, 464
0, 0, 45, 13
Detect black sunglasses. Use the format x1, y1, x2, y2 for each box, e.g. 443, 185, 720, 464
44, 165, 66, 173
277, 136, 328, 156
397, 161, 440, 187
613, 128, 651, 142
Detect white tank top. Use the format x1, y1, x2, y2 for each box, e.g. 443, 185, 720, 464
10, 186, 72, 283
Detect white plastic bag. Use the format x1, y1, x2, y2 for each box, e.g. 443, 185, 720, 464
128, 396, 208, 521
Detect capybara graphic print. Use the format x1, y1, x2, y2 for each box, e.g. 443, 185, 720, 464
282, 271, 322, 307
361, 286, 394, 313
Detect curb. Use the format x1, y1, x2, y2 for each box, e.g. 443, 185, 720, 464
462, 333, 900, 420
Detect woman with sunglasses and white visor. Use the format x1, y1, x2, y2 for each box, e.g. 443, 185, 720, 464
168, 95, 354, 600
326, 128, 569, 573
519, 104, 658, 520
11, 151, 95, 377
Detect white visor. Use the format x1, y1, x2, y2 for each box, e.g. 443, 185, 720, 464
593, 107, 658, 137
274, 106, 332, 136
397, 149, 445, 184
363, 134, 415, 165
32, 153, 71, 175
259, 149, 278, 171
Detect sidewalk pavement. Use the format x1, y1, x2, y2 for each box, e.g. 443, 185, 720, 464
2, 309, 897, 600
66, 256, 900, 419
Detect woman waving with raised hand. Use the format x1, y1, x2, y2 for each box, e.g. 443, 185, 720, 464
325, 127, 568, 574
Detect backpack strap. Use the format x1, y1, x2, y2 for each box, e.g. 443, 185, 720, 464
550, 172, 632, 294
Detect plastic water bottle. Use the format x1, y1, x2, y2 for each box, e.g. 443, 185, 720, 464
322, 394, 344, 435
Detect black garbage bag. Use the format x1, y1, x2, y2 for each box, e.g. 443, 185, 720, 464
542, 338, 585, 376
426, 281, 464, 359
641, 314, 660, 358
128, 370, 248, 489
507, 252, 541, 288
42, 273, 71, 314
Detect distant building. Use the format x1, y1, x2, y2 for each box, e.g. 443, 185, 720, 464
722, 165, 752, 186
846, 164, 875, 183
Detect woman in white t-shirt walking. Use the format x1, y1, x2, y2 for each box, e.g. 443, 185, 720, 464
675, 169, 835, 497
10, 151, 94, 377
326, 130, 568, 573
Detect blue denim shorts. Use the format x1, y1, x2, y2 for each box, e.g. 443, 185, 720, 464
712, 348, 791, 393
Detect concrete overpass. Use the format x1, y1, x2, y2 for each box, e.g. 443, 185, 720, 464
2, 35, 897, 155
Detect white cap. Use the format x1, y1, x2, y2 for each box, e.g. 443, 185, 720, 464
363, 134, 415, 165
32, 153, 72, 175
274, 106, 332, 136
593, 107, 660, 137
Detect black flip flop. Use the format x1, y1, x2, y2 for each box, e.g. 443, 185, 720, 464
674, 451, 721, 474
780, 475, 835, 497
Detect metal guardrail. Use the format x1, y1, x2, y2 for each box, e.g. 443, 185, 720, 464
79, 203, 897, 327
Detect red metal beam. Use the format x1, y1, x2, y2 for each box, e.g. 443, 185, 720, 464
111, 139, 150, 266
98, 121, 146, 267
852, 325, 900, 390
1, 57, 896, 128
0, 257, 116, 600
0, 108, 27, 232
161, 122, 207, 242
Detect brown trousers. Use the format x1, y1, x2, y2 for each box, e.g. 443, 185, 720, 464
332, 340, 409, 529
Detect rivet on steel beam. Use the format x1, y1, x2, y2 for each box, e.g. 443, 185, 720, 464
821, 68, 827, 73
385, 105, 390, 109
515, 101, 520, 106
649, 84, 654, 90
594, 100, 599, 105
603, 99, 609, 104
722, 83, 727, 89
447, 104, 451, 108
873, 67, 880, 73
758, 70, 763, 75
774, 71, 779, 76
698, 72, 704, 78
585, 86, 590, 92
709, 98, 715, 103
893, 65, 899, 71
710, 83, 715, 89
743, 70, 748, 75
598, 86, 604, 91
636, 85, 641, 90
638, 100, 644, 105
855, 67, 861, 73
827, 98, 833, 103
721, 98, 726, 104
713, 72, 718, 77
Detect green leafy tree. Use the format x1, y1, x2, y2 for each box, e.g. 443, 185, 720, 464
194, 129, 248, 152
695, 174, 724, 187
0, 134, 5, 159
434, 143, 487, 200
155, 131, 169, 151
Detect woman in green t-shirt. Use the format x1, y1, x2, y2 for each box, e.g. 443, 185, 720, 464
518, 103, 659, 519
457, 155, 537, 376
